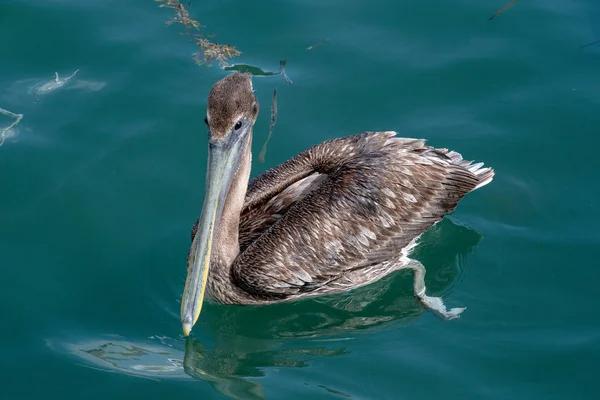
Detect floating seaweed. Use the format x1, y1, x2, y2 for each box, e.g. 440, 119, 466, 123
156, 0, 288, 157
489, 0, 519, 21
279, 60, 293, 85
32, 69, 79, 100
0, 107, 24, 147
307, 39, 327, 50
156, 0, 240, 67
258, 88, 278, 163
158, 0, 203, 30
192, 37, 241, 67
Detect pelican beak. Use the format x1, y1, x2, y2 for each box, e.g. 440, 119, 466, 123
180, 124, 249, 336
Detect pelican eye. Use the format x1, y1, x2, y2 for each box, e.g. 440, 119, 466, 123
234, 120, 242, 131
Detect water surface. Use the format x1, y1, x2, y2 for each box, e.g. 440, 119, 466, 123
1, 0, 599, 399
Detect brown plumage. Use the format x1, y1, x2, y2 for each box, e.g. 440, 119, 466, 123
181, 72, 494, 335
206, 72, 259, 139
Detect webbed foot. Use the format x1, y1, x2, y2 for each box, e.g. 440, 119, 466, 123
416, 292, 466, 320
406, 258, 466, 320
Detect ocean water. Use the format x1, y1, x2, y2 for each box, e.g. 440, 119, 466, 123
1, 0, 599, 399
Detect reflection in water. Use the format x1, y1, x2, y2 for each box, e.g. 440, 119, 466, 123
183, 337, 347, 399
50, 216, 482, 399
49, 334, 347, 400
197, 216, 483, 341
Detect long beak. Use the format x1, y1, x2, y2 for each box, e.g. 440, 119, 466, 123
181, 129, 247, 336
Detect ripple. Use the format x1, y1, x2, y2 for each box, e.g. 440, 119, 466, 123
47, 332, 352, 399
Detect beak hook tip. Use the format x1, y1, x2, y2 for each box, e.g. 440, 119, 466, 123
182, 316, 193, 336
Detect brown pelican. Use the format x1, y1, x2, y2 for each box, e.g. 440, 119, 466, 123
181, 72, 494, 336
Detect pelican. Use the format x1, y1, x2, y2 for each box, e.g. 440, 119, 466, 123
181, 72, 494, 336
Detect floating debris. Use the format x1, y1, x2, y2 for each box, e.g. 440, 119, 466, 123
32, 69, 79, 100
307, 39, 327, 50
4, 77, 104, 101
224, 59, 293, 84
280, 60, 293, 85
156, 0, 241, 67
580, 13, 600, 48
223, 63, 281, 76
489, 0, 519, 21
580, 39, 600, 49
0, 107, 24, 147
258, 88, 278, 164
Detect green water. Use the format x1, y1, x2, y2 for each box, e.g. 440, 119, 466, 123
2, 0, 599, 398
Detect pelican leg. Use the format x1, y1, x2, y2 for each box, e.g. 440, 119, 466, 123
405, 259, 465, 320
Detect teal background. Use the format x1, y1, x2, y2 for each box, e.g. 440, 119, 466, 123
1, 0, 599, 398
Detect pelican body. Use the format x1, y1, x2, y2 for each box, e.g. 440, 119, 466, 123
181, 72, 494, 336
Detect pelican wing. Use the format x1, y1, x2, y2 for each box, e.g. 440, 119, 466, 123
232, 131, 494, 300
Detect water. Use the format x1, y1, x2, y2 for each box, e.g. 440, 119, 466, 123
1, 0, 599, 398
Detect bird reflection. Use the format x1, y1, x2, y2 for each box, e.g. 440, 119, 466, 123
57, 217, 482, 400
182, 337, 348, 399
177, 216, 483, 398
62, 335, 348, 400
197, 216, 483, 341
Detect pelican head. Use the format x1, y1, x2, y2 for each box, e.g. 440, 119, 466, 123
181, 72, 259, 336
